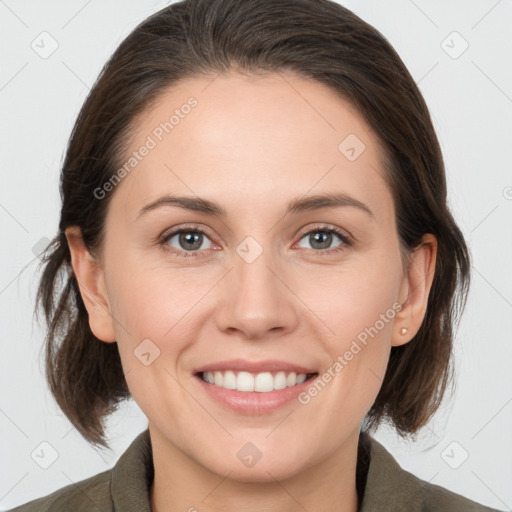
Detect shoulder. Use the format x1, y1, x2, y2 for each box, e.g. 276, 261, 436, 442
7, 469, 112, 512
7, 429, 153, 512
418, 478, 502, 511
360, 434, 504, 512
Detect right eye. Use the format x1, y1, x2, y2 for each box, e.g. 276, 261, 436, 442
160, 226, 216, 258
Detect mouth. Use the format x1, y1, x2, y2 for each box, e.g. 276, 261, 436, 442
192, 361, 321, 414
195, 370, 319, 393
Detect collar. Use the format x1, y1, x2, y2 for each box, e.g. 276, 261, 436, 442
111, 429, 154, 512
358, 432, 423, 512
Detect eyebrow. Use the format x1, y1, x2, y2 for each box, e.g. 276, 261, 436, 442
137, 192, 374, 219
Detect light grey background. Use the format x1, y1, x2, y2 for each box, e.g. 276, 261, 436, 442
1, 0, 511, 509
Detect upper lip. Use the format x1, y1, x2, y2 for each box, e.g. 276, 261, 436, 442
194, 359, 318, 375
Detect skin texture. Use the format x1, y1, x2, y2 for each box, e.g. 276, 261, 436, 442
66, 70, 437, 512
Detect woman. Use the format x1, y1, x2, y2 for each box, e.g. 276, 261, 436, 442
9, 0, 504, 510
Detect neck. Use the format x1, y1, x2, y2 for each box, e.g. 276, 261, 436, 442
149, 425, 361, 512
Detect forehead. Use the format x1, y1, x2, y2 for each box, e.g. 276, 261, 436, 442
111, 70, 393, 221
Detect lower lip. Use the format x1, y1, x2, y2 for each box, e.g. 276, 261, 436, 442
194, 373, 318, 414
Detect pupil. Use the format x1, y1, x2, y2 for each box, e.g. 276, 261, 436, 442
311, 231, 331, 249
180, 231, 202, 250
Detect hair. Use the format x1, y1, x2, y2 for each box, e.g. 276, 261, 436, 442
35, 0, 470, 450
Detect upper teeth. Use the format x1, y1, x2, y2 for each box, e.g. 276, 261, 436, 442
202, 370, 310, 392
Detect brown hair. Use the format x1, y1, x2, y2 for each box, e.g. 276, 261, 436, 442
35, 0, 470, 450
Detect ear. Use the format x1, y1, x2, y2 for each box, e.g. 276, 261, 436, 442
65, 226, 116, 343
393, 233, 437, 347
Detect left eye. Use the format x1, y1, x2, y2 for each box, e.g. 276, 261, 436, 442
296, 228, 348, 252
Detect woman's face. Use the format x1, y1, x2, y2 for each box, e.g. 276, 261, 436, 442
71, 70, 433, 481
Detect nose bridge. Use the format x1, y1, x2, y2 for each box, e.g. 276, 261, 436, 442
215, 234, 298, 339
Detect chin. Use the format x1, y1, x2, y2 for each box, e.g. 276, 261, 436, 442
193, 440, 312, 483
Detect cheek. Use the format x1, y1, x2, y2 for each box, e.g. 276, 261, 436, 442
298, 249, 402, 406
108, 252, 212, 332
104, 260, 208, 377
303, 251, 402, 343
105, 265, 205, 421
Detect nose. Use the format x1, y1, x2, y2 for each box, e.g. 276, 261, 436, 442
214, 245, 300, 341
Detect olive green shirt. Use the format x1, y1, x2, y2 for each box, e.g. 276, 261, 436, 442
8, 429, 503, 511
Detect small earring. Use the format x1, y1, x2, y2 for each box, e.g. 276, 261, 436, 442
400, 327, 408, 335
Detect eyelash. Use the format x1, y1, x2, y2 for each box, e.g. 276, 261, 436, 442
159, 223, 353, 258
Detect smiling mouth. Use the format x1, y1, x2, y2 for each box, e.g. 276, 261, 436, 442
196, 370, 319, 393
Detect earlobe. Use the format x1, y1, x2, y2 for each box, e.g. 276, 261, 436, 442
393, 234, 437, 347
65, 226, 116, 343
